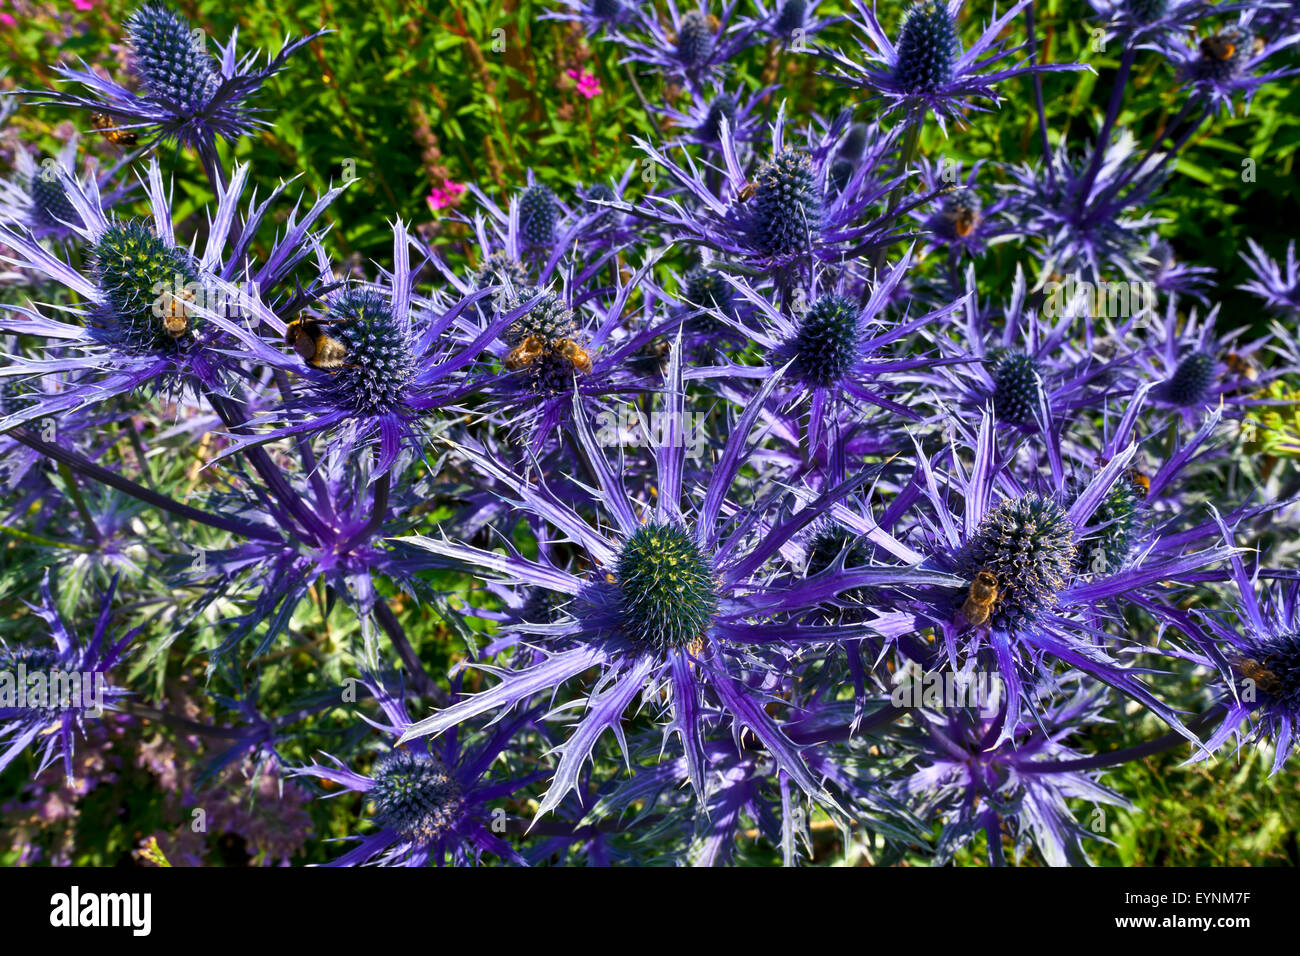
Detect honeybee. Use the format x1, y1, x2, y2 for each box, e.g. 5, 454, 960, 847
1233, 656, 1282, 696
1199, 33, 1236, 61
160, 287, 195, 338
504, 334, 546, 371
1125, 467, 1150, 498
284, 318, 348, 370
1223, 351, 1259, 382
555, 337, 593, 374
736, 182, 759, 203
90, 111, 138, 147
960, 570, 999, 627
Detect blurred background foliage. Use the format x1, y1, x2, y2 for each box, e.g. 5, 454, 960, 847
0, 0, 1297, 865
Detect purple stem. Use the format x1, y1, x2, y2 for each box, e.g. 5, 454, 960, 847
372, 599, 447, 706
8, 427, 279, 542
1077, 43, 1137, 209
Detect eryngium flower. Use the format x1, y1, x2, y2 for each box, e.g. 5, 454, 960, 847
32, 2, 325, 164
0, 574, 135, 784
292, 677, 534, 865
751, 147, 822, 256
820, 0, 1088, 130
397, 353, 963, 814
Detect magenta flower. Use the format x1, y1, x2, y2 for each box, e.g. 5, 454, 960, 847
426, 179, 467, 211
566, 67, 602, 99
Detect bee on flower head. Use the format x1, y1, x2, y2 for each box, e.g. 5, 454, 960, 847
285, 315, 349, 371
1199, 33, 1237, 62
1222, 351, 1259, 382
960, 570, 999, 627
1233, 655, 1282, 697
158, 287, 195, 338
735, 181, 758, 203
555, 337, 593, 374
504, 335, 546, 371
1125, 468, 1150, 498
89, 112, 139, 147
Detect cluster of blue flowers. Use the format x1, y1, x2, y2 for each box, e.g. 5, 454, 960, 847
1, 0, 1299, 866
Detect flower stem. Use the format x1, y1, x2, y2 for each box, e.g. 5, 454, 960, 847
1077, 43, 1137, 207
372, 599, 447, 706
869, 111, 924, 278
1029, 710, 1220, 774
7, 427, 279, 542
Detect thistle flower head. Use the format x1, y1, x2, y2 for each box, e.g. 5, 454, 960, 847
895, 1, 960, 93
28, 169, 81, 232
774, 0, 808, 34
1125, 0, 1168, 22
676, 10, 717, 68
615, 522, 719, 652
957, 494, 1077, 630
316, 287, 416, 415
519, 183, 558, 248
684, 268, 735, 318
1077, 473, 1147, 575
34, 3, 324, 154
126, 3, 221, 113
751, 147, 822, 257
90, 220, 202, 352
1162, 350, 1214, 406
988, 350, 1043, 425
785, 293, 859, 388
369, 750, 465, 845
1232, 633, 1300, 716
699, 94, 738, 140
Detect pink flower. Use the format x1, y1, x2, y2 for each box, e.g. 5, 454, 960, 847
566, 68, 602, 100
426, 179, 467, 211
73, 0, 96, 10
0, 13, 15, 26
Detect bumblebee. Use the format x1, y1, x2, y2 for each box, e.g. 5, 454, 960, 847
1199, 33, 1236, 61
90, 112, 138, 147
1223, 351, 1259, 382
504, 335, 546, 371
159, 287, 195, 338
945, 205, 979, 238
1234, 656, 1282, 696
961, 570, 999, 627
1125, 467, 1150, 498
284, 317, 348, 370
555, 337, 594, 374
736, 182, 759, 203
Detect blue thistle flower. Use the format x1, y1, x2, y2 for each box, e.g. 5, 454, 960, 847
699, 94, 737, 141
519, 183, 558, 248
774, 0, 808, 35
956, 494, 1078, 631
0, 573, 136, 785
615, 522, 720, 652
752, 148, 822, 257
821, 0, 1087, 130
126, 4, 222, 114
1161, 350, 1215, 406
316, 287, 417, 416
28, 3, 326, 165
676, 10, 717, 67
90, 220, 203, 352
292, 676, 534, 866
784, 294, 860, 388
988, 350, 1044, 425
894, 1, 960, 93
